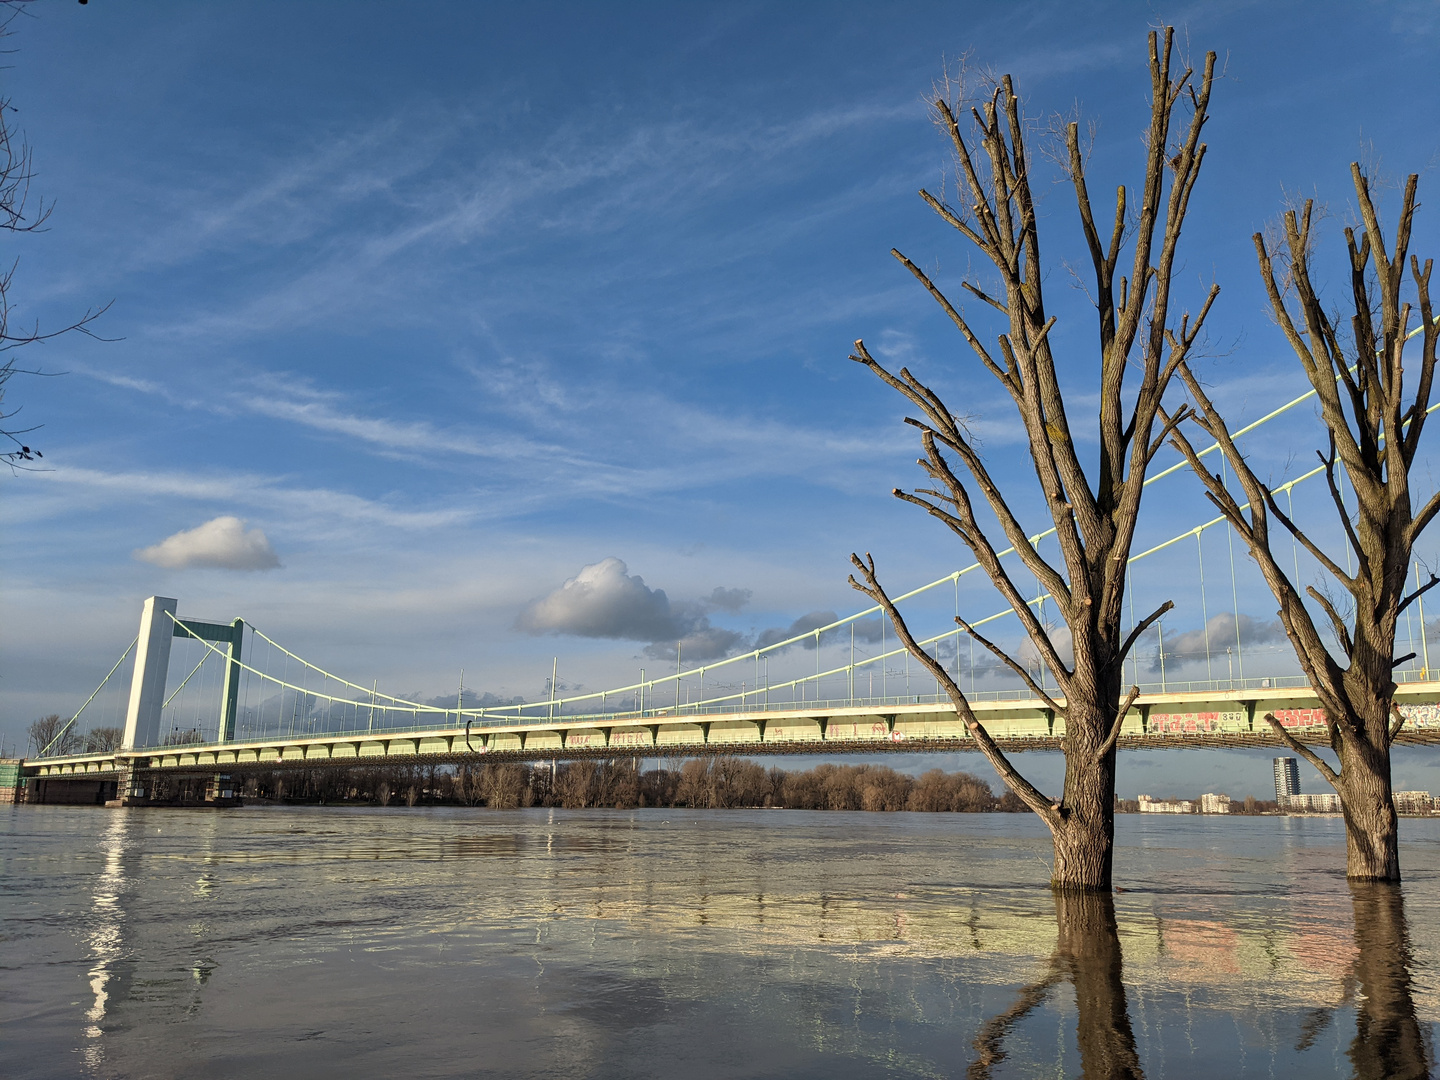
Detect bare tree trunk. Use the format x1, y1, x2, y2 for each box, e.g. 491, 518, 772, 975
1051, 719, 1120, 890
1337, 734, 1401, 881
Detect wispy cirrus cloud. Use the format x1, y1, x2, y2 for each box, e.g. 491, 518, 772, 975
22, 463, 471, 533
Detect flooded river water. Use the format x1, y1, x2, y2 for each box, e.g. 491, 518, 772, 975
3, 805, 1438, 1078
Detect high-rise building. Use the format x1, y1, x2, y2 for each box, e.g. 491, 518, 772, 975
1273, 757, 1301, 802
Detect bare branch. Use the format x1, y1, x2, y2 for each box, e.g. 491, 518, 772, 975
1094, 684, 1141, 763
953, 612, 1066, 715
1306, 585, 1356, 659
884, 258, 1011, 385
849, 552, 1061, 825
1119, 599, 1174, 664
1389, 703, 1408, 745
960, 278, 1009, 314
1262, 477, 1356, 589
1398, 573, 1440, 617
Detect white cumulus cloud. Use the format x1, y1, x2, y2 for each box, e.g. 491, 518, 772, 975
135, 516, 281, 571
517, 557, 679, 641
516, 557, 749, 661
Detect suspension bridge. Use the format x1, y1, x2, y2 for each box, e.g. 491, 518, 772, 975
18, 350, 1440, 805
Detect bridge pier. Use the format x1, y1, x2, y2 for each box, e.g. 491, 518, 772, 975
204, 773, 239, 805
27, 775, 118, 805
104, 762, 150, 807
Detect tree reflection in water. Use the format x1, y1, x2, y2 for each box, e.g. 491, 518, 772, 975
969, 883, 1434, 1080
968, 889, 1142, 1080
1346, 882, 1429, 1080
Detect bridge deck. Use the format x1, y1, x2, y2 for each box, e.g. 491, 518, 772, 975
24, 682, 1440, 778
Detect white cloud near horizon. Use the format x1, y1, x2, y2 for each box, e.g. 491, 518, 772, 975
135, 515, 281, 571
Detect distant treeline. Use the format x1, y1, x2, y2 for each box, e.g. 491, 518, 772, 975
216, 759, 1033, 812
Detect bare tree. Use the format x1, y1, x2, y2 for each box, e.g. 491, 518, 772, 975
1167, 168, 1437, 880
849, 29, 1217, 891
82, 725, 122, 753
0, 2, 107, 469
27, 712, 76, 756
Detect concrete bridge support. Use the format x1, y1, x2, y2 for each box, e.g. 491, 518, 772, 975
120, 596, 177, 751
27, 775, 118, 805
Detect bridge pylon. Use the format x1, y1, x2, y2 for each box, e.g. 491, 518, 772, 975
120, 596, 246, 751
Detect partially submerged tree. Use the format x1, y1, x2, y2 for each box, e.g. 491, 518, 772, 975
849, 29, 1218, 892
1167, 168, 1437, 880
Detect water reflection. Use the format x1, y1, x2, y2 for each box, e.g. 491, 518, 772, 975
82, 813, 130, 1074
969, 890, 1142, 1080
968, 880, 1433, 1080
1347, 882, 1429, 1080
7, 810, 1440, 1079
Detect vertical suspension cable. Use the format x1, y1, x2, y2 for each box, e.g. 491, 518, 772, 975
280, 651, 291, 737
1127, 578, 1139, 687
1158, 619, 1167, 692
1221, 456, 1245, 681
1286, 488, 1302, 586
1034, 538, 1045, 693
1196, 530, 1213, 682
952, 573, 960, 694
1418, 560, 1433, 680
1404, 567, 1419, 678
1341, 463, 1355, 576
240, 626, 251, 741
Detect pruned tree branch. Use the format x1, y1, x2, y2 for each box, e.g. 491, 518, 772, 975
1389, 703, 1408, 745
1119, 599, 1174, 664
1095, 684, 1141, 763
1397, 572, 1440, 617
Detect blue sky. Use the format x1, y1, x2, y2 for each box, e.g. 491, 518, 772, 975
4, 0, 1440, 799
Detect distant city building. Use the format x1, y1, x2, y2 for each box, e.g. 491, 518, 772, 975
1273, 757, 1301, 801
1281, 792, 1342, 812
1276, 789, 1436, 814
1138, 794, 1194, 814
1393, 791, 1434, 815
1200, 793, 1231, 814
